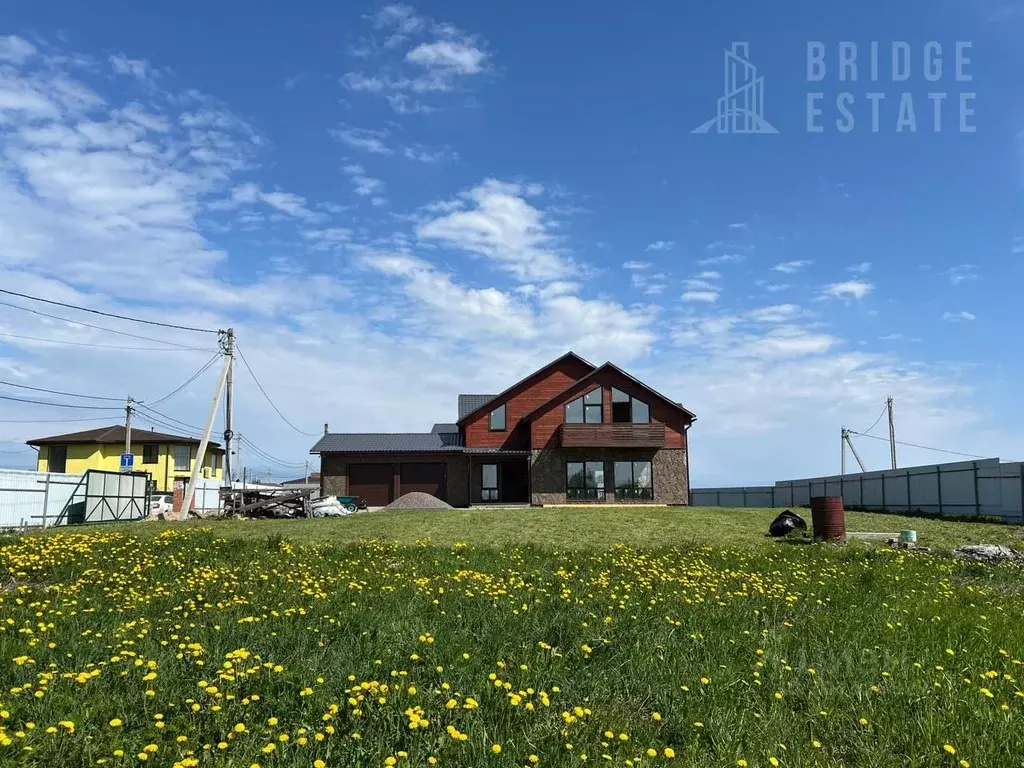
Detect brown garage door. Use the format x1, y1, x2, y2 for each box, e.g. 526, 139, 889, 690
400, 462, 447, 501
349, 463, 394, 507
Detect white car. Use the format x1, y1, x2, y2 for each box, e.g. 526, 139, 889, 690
150, 494, 173, 517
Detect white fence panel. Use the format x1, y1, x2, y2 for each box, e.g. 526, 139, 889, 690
0, 469, 84, 529
192, 478, 222, 512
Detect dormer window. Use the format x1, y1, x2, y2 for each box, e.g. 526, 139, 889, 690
488, 404, 506, 431
612, 387, 650, 423
565, 388, 603, 424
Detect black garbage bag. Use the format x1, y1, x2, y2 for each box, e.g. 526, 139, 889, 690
767, 509, 807, 538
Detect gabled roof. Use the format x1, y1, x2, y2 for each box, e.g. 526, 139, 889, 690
519, 362, 697, 422
310, 431, 464, 454
27, 425, 223, 450
430, 423, 459, 434
455, 351, 595, 425
457, 395, 496, 421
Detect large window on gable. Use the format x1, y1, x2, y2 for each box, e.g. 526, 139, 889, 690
611, 387, 650, 424
565, 388, 603, 424
489, 404, 506, 431
614, 461, 653, 501
567, 461, 605, 500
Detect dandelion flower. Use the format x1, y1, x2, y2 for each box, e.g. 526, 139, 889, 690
491, 744, 502, 754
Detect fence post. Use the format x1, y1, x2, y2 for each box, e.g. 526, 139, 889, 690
41, 472, 51, 529
742, 488, 747, 508
881, 474, 886, 512
973, 462, 980, 518
906, 470, 911, 513
936, 465, 943, 516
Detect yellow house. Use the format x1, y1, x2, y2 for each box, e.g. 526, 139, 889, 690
29, 425, 225, 492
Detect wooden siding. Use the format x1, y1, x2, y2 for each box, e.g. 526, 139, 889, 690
530, 368, 690, 451
559, 423, 667, 448
463, 357, 593, 449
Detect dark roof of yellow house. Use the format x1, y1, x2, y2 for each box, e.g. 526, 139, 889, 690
27, 425, 223, 451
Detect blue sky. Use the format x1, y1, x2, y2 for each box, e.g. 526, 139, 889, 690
0, 1, 1021, 484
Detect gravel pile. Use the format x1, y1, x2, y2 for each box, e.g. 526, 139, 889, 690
382, 492, 452, 511
953, 544, 1024, 564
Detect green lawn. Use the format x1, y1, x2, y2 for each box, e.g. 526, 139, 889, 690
4, 509, 1024, 767
151, 505, 1024, 552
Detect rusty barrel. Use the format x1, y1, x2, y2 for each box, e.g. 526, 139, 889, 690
810, 496, 846, 541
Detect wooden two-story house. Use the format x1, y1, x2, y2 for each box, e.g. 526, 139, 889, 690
311, 352, 696, 507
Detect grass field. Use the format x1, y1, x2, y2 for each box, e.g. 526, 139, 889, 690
2, 509, 1024, 767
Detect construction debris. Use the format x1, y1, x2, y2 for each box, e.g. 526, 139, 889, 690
221, 487, 314, 518
953, 545, 1024, 564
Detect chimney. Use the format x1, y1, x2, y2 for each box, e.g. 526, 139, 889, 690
324, 422, 329, 435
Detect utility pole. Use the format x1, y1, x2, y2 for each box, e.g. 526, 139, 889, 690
887, 396, 897, 470
181, 334, 232, 520
124, 396, 134, 462
304, 459, 310, 484
222, 328, 235, 488
840, 426, 846, 475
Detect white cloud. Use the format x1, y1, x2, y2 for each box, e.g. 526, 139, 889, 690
773, 260, 812, 274
343, 164, 386, 202
945, 264, 978, 285
697, 253, 744, 266
822, 279, 873, 300
222, 183, 318, 220
694, 271, 721, 280
681, 290, 719, 303
728, 222, 749, 230
417, 179, 573, 282
407, 40, 487, 75
1013, 236, 1024, 254
645, 240, 675, 252
764, 283, 790, 292
943, 311, 976, 322
0, 36, 37, 64
847, 261, 872, 274
748, 304, 803, 323
403, 145, 455, 163
622, 261, 651, 270
109, 54, 154, 81
332, 125, 392, 154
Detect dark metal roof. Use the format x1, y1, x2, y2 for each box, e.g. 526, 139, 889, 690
456, 351, 596, 425
464, 447, 531, 455
310, 432, 464, 454
430, 423, 459, 434
519, 362, 697, 422
457, 394, 497, 421
27, 424, 223, 450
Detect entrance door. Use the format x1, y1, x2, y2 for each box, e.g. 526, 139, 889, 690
500, 461, 529, 503
400, 462, 447, 501
349, 463, 394, 506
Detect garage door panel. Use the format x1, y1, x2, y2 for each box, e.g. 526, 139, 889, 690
400, 462, 446, 501
349, 463, 393, 506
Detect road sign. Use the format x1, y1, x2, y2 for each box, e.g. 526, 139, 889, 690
120, 453, 134, 471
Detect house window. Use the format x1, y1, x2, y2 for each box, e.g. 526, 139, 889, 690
489, 404, 506, 431
209, 453, 218, 472
482, 463, 499, 501
142, 444, 159, 465
611, 388, 650, 424
48, 445, 67, 473
565, 388, 603, 424
567, 461, 605, 500
614, 460, 654, 501
172, 445, 191, 472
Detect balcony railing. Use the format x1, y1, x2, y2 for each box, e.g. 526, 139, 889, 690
559, 422, 666, 448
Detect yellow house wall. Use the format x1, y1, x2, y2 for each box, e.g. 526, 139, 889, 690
36, 443, 223, 492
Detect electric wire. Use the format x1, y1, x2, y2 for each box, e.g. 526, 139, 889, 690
0, 299, 213, 350
235, 344, 319, 437
146, 353, 221, 407
0, 330, 215, 352
0, 288, 220, 334
0, 416, 116, 424
856, 404, 888, 436
0, 378, 123, 402
0, 393, 123, 410
238, 435, 306, 468
133, 405, 203, 436
847, 430, 986, 459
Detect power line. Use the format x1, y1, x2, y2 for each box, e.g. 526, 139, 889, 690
147, 353, 221, 407
239, 435, 306, 468
848, 430, 986, 459
0, 393, 122, 411
856, 404, 888, 436
235, 344, 319, 437
0, 416, 116, 424
0, 378, 123, 402
0, 330, 216, 352
0, 288, 220, 334
0, 299, 212, 350
0, 448, 32, 454
134, 404, 203, 435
